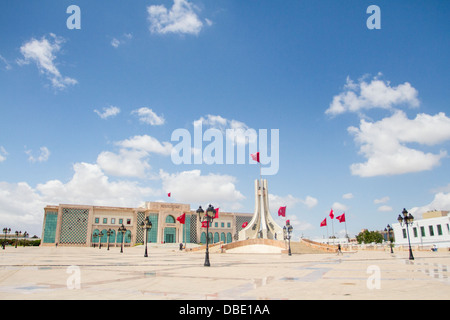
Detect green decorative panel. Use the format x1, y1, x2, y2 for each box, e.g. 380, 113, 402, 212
43, 211, 58, 243
59, 208, 89, 244
147, 214, 158, 243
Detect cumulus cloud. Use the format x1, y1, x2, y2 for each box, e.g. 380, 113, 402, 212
194, 114, 257, 146
348, 111, 450, 177
132, 107, 165, 126
0, 162, 156, 235
97, 149, 151, 178
94, 106, 120, 119
17, 33, 77, 90
159, 169, 245, 210
409, 192, 450, 219
326, 75, 419, 116
97, 135, 173, 177
116, 135, 173, 156
147, 0, 206, 35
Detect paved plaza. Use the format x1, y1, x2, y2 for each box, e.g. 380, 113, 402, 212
0, 244, 449, 300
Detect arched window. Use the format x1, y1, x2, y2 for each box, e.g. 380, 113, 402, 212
165, 215, 176, 223
92, 229, 99, 243
214, 232, 219, 243
227, 233, 232, 243
200, 232, 206, 244
221, 232, 226, 243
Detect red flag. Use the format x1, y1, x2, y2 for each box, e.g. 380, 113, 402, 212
176, 213, 186, 224
215, 208, 219, 219
242, 221, 248, 228
168, 192, 171, 197
336, 213, 346, 223
201, 221, 209, 228
286, 219, 290, 225
278, 206, 286, 217
329, 209, 334, 219
320, 218, 327, 227
251, 152, 260, 163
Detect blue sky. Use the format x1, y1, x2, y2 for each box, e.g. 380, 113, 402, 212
0, 0, 449, 239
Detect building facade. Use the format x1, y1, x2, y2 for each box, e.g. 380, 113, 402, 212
41, 202, 252, 247
392, 210, 450, 249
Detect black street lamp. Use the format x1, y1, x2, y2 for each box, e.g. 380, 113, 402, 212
92, 233, 98, 248
198, 204, 216, 267
283, 221, 293, 256
106, 229, 112, 250
98, 231, 104, 249
397, 208, 414, 260
141, 217, 153, 257
15, 230, 21, 248
384, 224, 394, 254
2, 228, 10, 249
118, 224, 127, 253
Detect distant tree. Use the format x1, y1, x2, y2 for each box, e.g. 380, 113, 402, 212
356, 230, 384, 244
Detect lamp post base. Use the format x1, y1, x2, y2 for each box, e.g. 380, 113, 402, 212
204, 252, 210, 266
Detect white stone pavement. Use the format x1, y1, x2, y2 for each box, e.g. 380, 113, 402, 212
0, 244, 448, 300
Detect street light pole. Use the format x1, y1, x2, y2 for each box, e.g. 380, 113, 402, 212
198, 205, 216, 267
385, 224, 393, 254
397, 208, 414, 260
118, 224, 127, 253
3, 228, 10, 249
283, 221, 293, 256
141, 217, 153, 257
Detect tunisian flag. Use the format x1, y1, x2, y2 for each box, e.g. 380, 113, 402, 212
320, 218, 327, 227
176, 213, 186, 224
278, 206, 286, 217
336, 213, 346, 223
251, 152, 260, 163
215, 208, 219, 219
329, 209, 334, 219
167, 192, 171, 197
201, 221, 209, 228
242, 221, 248, 228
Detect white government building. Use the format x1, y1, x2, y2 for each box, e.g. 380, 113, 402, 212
392, 210, 450, 249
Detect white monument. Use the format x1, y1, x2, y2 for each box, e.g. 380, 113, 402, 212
239, 179, 284, 240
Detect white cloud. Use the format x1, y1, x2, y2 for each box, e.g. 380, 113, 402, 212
111, 33, 133, 48
268, 194, 301, 214
97, 149, 150, 178
116, 135, 173, 156
94, 106, 120, 119
26, 146, 50, 163
194, 114, 257, 146
97, 135, 173, 177
0, 54, 12, 70
0, 162, 156, 235
37, 162, 155, 207
331, 202, 348, 212
326, 75, 419, 116
348, 111, 450, 177
342, 193, 354, 199
132, 107, 165, 125
0, 146, 8, 162
18, 34, 77, 90
377, 205, 393, 212
159, 169, 245, 210
374, 196, 390, 204
409, 192, 450, 219
147, 0, 206, 35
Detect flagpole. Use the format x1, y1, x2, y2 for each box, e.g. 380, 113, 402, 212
331, 218, 334, 245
